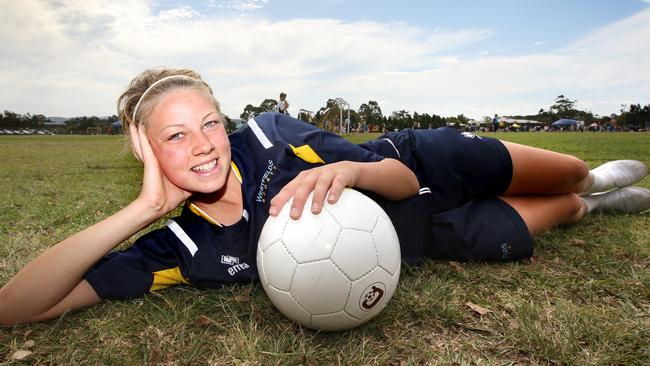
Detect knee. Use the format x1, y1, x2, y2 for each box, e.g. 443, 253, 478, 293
566, 156, 590, 184
0, 290, 16, 327
565, 193, 586, 222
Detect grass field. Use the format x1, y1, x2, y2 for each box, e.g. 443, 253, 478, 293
1, 132, 649, 365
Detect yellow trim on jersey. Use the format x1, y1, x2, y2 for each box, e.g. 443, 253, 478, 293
289, 144, 326, 164
150, 267, 190, 292
231, 161, 242, 183
188, 204, 222, 227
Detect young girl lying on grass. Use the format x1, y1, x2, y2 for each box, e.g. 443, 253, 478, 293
1, 67, 648, 326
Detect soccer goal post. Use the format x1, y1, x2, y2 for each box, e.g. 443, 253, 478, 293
86, 127, 102, 135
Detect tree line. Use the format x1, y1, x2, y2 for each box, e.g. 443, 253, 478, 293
241, 98, 459, 132
507, 95, 650, 129
241, 95, 650, 132
0, 111, 120, 134
3, 95, 649, 135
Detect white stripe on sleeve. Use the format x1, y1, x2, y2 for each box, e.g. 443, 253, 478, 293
381, 138, 400, 158
166, 219, 198, 257
247, 118, 273, 149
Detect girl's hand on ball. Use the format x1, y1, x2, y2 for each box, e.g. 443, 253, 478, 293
270, 161, 359, 220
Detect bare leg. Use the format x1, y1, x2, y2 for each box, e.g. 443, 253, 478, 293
502, 141, 592, 195
500, 194, 586, 236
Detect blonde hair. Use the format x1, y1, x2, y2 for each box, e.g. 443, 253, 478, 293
117, 67, 222, 133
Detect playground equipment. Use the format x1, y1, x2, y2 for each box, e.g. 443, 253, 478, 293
334, 98, 351, 134
318, 98, 351, 133
297, 109, 315, 123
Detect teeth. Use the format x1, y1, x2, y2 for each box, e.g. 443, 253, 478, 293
192, 160, 216, 172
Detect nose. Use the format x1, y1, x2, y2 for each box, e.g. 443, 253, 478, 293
191, 131, 215, 156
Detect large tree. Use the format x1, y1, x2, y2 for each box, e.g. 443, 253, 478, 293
358, 100, 383, 131
240, 98, 278, 120
550, 95, 579, 119
390, 110, 412, 131
314, 98, 347, 132
413, 112, 445, 129
619, 103, 650, 128
444, 114, 469, 128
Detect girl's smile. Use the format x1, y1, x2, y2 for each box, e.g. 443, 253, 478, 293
191, 159, 218, 174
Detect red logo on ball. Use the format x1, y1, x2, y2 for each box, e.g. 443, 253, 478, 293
360, 283, 385, 310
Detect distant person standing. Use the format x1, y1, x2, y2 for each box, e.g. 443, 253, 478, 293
493, 114, 499, 132
277, 92, 289, 115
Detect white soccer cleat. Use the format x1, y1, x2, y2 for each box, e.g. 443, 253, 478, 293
592, 160, 647, 188
585, 186, 650, 213
581, 160, 648, 196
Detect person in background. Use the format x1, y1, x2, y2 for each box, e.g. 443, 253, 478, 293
278, 92, 289, 115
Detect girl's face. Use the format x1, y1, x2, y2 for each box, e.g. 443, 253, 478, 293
145, 88, 231, 194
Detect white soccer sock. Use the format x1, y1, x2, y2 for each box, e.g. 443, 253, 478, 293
581, 171, 613, 196
581, 195, 600, 213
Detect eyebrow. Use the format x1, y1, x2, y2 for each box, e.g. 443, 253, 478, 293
158, 111, 219, 133
202, 111, 219, 122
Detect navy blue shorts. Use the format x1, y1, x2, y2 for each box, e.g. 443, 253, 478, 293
362, 128, 533, 263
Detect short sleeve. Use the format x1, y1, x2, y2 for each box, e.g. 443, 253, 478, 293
254, 113, 385, 164
84, 228, 190, 300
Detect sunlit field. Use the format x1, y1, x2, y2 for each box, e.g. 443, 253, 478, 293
1, 132, 649, 365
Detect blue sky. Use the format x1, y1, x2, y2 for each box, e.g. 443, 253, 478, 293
208, 0, 646, 55
1, 0, 649, 119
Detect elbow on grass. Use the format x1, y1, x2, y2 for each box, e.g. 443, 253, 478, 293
0, 288, 20, 327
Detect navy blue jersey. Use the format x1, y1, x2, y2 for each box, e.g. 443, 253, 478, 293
85, 113, 384, 299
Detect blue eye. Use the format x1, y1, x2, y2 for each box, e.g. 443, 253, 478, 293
168, 132, 183, 141
204, 120, 219, 128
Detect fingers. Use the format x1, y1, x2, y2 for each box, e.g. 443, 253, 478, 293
129, 123, 159, 170
269, 180, 296, 217
269, 163, 352, 220
287, 179, 328, 219
269, 171, 314, 220
289, 181, 312, 219
137, 124, 156, 164
310, 175, 331, 214
326, 176, 346, 204
128, 124, 143, 162
136, 125, 164, 186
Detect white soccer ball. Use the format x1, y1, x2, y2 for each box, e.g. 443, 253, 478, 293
257, 188, 401, 331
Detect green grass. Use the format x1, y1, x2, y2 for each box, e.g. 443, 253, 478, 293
1, 132, 649, 365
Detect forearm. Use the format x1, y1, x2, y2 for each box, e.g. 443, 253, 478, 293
353, 158, 419, 200
0, 199, 162, 322
269, 158, 420, 219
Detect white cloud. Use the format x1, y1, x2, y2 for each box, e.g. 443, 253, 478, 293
0, 1, 648, 120
158, 6, 201, 20
0, 0, 491, 117
208, 0, 268, 12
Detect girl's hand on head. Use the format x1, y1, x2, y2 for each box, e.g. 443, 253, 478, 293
131, 124, 192, 215
269, 161, 359, 220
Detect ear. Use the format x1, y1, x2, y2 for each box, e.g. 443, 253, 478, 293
128, 123, 144, 163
